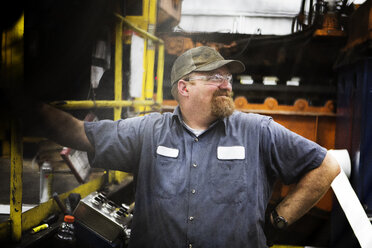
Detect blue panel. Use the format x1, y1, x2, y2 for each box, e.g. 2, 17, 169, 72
335, 58, 372, 209
332, 58, 372, 248
359, 59, 372, 212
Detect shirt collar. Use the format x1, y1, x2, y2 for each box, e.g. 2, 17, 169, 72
171, 106, 228, 134
171, 106, 184, 124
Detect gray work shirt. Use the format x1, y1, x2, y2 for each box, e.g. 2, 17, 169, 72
84, 107, 327, 248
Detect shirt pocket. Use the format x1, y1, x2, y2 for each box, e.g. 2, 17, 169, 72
152, 146, 182, 199
208, 160, 247, 204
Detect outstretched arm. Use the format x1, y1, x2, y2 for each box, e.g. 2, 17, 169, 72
273, 151, 341, 225
33, 103, 94, 153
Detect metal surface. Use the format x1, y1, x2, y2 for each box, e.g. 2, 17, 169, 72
179, 0, 303, 35
22, 172, 107, 234
343, 0, 372, 51
73, 192, 132, 243
157, 0, 182, 30
313, 12, 346, 37
0, 170, 107, 241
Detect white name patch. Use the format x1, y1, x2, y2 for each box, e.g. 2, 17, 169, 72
156, 146, 179, 158
217, 146, 245, 160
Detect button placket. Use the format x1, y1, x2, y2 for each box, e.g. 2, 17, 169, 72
187, 134, 201, 245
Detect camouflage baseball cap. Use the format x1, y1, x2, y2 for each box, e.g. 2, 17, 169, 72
170, 46, 245, 86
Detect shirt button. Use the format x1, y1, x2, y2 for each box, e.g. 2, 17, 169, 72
191, 189, 196, 194
192, 163, 197, 168
194, 137, 198, 142
189, 216, 194, 221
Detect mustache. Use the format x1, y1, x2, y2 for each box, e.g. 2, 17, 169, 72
212, 90, 232, 98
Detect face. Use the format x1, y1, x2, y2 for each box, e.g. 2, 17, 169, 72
210, 86, 235, 118
187, 67, 235, 118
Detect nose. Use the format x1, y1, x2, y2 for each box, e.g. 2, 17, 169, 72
219, 80, 232, 91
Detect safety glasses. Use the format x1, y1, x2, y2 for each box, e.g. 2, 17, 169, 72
185, 74, 233, 86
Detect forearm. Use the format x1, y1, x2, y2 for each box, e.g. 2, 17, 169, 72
275, 151, 341, 225
34, 103, 94, 152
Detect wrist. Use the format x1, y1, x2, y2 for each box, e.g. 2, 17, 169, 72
271, 209, 288, 230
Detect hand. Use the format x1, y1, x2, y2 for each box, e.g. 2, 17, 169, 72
264, 207, 278, 247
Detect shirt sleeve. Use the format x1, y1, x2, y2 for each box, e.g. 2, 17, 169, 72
84, 116, 145, 173
261, 117, 327, 185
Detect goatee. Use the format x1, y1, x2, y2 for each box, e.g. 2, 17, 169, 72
211, 90, 235, 118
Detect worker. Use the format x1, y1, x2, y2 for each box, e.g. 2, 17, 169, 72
34, 46, 340, 247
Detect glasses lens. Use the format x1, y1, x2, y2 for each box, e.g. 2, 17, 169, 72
210, 74, 232, 84
187, 74, 232, 85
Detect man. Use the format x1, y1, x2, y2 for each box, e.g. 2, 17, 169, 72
37, 46, 340, 247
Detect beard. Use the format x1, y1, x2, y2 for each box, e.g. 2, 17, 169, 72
211, 90, 235, 118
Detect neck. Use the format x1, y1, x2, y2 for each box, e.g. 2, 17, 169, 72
180, 105, 216, 130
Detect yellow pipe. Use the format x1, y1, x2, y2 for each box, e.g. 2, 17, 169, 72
6, 13, 25, 242
10, 172, 108, 236
145, 48, 155, 100
114, 20, 123, 121
115, 11, 165, 108
156, 43, 164, 104
10, 119, 23, 241
148, 0, 157, 25
50, 100, 155, 109
143, 0, 150, 24
1, 10, 166, 242
1, 149, 125, 240
115, 14, 163, 44
139, 0, 150, 114
21, 172, 107, 232
140, 0, 151, 114
144, 0, 157, 112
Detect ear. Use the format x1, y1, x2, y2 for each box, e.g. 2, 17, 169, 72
178, 80, 189, 97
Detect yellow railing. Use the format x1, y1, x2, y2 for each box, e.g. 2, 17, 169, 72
2, 1, 165, 241
10, 119, 23, 241
2, 12, 25, 242
114, 19, 124, 120
50, 13, 165, 117
50, 99, 156, 109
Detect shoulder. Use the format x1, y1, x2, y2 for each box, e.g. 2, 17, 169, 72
228, 111, 272, 127
119, 112, 171, 123
116, 112, 174, 131
85, 112, 172, 131
141, 112, 173, 124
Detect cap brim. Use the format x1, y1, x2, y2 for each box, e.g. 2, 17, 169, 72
195, 60, 245, 74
